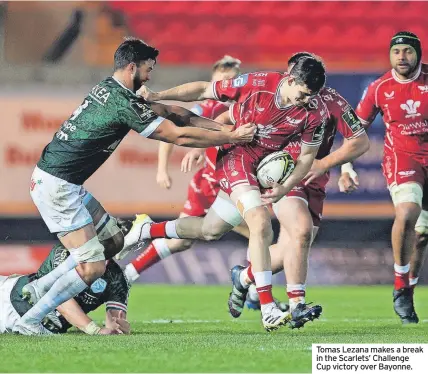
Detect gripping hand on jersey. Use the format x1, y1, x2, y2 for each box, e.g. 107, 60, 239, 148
261, 182, 288, 205
181, 148, 205, 173
137, 85, 158, 102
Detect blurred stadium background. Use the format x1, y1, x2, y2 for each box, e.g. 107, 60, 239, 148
1, 0, 427, 285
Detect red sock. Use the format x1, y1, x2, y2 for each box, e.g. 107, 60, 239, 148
247, 265, 255, 283
149, 222, 168, 239
131, 243, 161, 273
287, 289, 306, 299
256, 285, 274, 305
394, 271, 410, 290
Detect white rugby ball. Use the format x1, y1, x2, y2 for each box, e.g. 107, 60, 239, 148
256, 151, 295, 189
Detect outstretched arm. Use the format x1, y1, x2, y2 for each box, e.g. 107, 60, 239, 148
150, 102, 233, 132
157, 142, 174, 189
138, 82, 214, 102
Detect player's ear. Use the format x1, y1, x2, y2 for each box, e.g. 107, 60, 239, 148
287, 77, 295, 86
129, 62, 137, 77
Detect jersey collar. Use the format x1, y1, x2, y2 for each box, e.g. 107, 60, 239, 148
275, 77, 293, 110
111, 76, 138, 97
391, 64, 422, 84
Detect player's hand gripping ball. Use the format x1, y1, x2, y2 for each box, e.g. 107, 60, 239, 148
256, 151, 295, 189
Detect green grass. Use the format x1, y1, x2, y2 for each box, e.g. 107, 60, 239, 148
1, 285, 427, 373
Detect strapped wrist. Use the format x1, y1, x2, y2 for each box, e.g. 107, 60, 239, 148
82, 321, 101, 335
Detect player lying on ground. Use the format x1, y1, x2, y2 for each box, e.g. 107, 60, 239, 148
340, 31, 428, 324
15, 37, 255, 335
0, 214, 132, 335
130, 56, 327, 332
231, 53, 369, 327
118, 55, 250, 277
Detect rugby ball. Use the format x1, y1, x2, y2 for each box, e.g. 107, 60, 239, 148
256, 151, 295, 189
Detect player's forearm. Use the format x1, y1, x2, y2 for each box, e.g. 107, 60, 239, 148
155, 82, 213, 102
175, 127, 235, 148
318, 134, 370, 171
56, 299, 98, 334
158, 142, 174, 173
281, 153, 317, 193
163, 104, 229, 131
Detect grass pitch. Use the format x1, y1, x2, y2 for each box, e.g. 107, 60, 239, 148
1, 285, 427, 373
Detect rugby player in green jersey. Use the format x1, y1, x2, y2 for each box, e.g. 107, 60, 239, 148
13, 37, 256, 335
1, 243, 130, 335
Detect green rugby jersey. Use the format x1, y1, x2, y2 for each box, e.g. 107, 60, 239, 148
37, 77, 162, 185
10, 244, 130, 333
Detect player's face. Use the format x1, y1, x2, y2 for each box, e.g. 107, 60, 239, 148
133, 59, 155, 89
286, 79, 313, 106
390, 45, 418, 77
212, 68, 239, 82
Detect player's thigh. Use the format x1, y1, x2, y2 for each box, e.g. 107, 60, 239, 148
82, 192, 123, 254
273, 193, 313, 240
204, 190, 241, 237
30, 166, 94, 238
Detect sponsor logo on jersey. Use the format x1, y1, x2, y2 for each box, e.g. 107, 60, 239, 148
418, 85, 428, 94
221, 80, 230, 89
321, 94, 334, 102
219, 178, 230, 190
30, 178, 42, 191
253, 72, 268, 77
398, 120, 428, 135
255, 103, 265, 113
91, 278, 107, 293
398, 170, 416, 177
400, 100, 421, 119
232, 74, 249, 88
285, 116, 303, 126
312, 121, 325, 143
342, 109, 362, 133
256, 124, 279, 139
90, 84, 111, 105
252, 79, 266, 87
384, 91, 395, 99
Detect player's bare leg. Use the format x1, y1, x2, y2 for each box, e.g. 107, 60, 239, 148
245, 197, 322, 328
124, 214, 249, 283
411, 211, 428, 288
390, 186, 421, 324
16, 196, 125, 335
225, 186, 289, 331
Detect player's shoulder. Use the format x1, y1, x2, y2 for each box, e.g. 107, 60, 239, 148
367, 71, 394, 92
320, 87, 352, 112
246, 71, 284, 88
421, 63, 428, 74
306, 95, 329, 122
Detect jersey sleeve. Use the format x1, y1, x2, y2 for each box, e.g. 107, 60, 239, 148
104, 262, 130, 313
355, 82, 380, 127
211, 73, 254, 102
325, 90, 366, 139
120, 97, 166, 138
301, 106, 327, 147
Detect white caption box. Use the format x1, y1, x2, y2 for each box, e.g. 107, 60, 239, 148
312, 344, 428, 374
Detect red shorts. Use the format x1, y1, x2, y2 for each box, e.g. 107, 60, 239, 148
216, 148, 259, 195
383, 148, 428, 187
182, 167, 219, 217
286, 182, 326, 227
382, 147, 428, 209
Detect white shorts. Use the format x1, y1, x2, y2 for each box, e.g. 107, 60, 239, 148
0, 275, 21, 333
30, 166, 93, 233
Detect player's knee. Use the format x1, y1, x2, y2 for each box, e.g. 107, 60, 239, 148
395, 203, 421, 227
291, 227, 312, 250
246, 208, 273, 243
96, 216, 124, 259
178, 239, 194, 251
201, 224, 225, 241
77, 261, 106, 284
